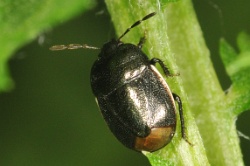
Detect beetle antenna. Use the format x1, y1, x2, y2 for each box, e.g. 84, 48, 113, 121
49, 44, 100, 51
117, 12, 156, 41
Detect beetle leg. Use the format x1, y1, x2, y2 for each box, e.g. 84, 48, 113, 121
138, 30, 148, 49
150, 58, 179, 77
137, 36, 146, 49
172, 93, 193, 146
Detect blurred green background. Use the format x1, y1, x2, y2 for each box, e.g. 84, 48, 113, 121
0, 0, 249, 165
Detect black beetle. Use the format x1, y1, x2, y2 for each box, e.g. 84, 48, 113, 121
50, 12, 191, 152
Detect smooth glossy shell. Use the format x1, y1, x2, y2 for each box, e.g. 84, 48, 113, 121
91, 41, 176, 152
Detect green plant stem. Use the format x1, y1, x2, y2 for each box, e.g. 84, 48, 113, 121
105, 0, 244, 165
166, 2, 243, 165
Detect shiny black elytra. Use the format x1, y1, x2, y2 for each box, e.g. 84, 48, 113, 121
50, 12, 191, 152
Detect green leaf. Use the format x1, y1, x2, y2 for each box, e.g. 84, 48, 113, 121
220, 39, 238, 68
237, 31, 250, 52
220, 32, 250, 115
0, 0, 96, 92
